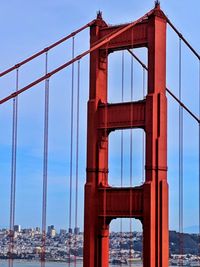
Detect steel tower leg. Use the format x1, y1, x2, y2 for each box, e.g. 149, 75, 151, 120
84, 5, 168, 267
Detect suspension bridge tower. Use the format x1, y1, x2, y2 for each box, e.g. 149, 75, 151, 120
84, 3, 169, 267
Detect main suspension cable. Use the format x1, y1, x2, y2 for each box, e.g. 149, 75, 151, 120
127, 49, 200, 124
0, 20, 95, 78
41, 51, 50, 266
0, 9, 154, 106
9, 68, 19, 267
167, 19, 200, 61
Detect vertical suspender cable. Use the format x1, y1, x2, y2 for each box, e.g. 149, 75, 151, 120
130, 55, 134, 182
68, 36, 75, 266
129, 28, 134, 265
41, 52, 49, 266
198, 59, 200, 262
178, 38, 184, 261
74, 60, 80, 267
129, 53, 134, 264
120, 51, 124, 261
9, 68, 19, 267
121, 51, 124, 188
142, 68, 145, 184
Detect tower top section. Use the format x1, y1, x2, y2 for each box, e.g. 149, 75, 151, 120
155, 0, 160, 8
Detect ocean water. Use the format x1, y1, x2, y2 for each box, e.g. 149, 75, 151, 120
0, 260, 145, 267
0, 261, 175, 267
0, 262, 83, 267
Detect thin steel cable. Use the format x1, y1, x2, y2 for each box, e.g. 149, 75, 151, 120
0, 9, 154, 106
167, 19, 200, 61
68, 36, 75, 266
143, 67, 146, 97
9, 88, 16, 263
120, 51, 124, 262
129, 26, 134, 265
9, 68, 19, 267
130, 55, 134, 187
178, 38, 184, 262
121, 51, 124, 185
142, 68, 145, 184
41, 52, 49, 266
127, 49, 200, 124
74, 60, 80, 267
11, 69, 19, 229
129, 53, 134, 264
13, 69, 18, 230
198, 59, 200, 262
1, 8, 156, 80
0, 20, 95, 77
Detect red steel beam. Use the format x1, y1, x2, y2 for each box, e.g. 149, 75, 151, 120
98, 101, 145, 131
99, 21, 148, 51
98, 187, 143, 219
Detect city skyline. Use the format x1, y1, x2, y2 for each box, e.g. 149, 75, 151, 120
0, 225, 199, 265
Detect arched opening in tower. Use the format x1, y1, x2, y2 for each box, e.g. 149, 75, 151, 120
109, 218, 143, 266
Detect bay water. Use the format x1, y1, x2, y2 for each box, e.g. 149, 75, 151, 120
0, 260, 143, 267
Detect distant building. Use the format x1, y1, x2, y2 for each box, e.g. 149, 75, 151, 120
50, 229, 56, 238
74, 227, 80, 235
60, 229, 67, 235
0, 232, 4, 239
68, 228, 73, 234
33, 247, 42, 254
35, 227, 40, 233
47, 225, 54, 235
47, 225, 56, 238
14, 225, 21, 232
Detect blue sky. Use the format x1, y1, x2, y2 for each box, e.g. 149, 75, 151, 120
0, 0, 199, 233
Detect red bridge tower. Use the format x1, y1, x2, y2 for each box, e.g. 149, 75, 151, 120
84, 4, 169, 267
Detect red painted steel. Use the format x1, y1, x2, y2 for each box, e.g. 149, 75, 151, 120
98, 101, 146, 130
98, 187, 143, 218
84, 4, 169, 267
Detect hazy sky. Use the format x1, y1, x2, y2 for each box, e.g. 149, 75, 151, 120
0, 0, 199, 233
